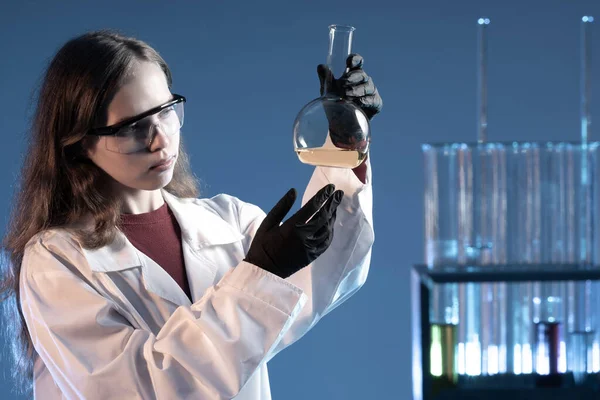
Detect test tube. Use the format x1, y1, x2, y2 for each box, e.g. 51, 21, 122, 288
456, 144, 480, 376
455, 144, 479, 376
534, 321, 561, 375
430, 322, 458, 383
479, 143, 508, 376
578, 15, 600, 378
567, 142, 599, 380
424, 143, 453, 268
423, 143, 464, 384
569, 330, 594, 383
531, 143, 572, 375
593, 142, 600, 373
506, 142, 541, 375
423, 143, 461, 327
459, 143, 507, 376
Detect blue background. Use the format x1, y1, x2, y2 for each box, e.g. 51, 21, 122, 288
1, 0, 599, 399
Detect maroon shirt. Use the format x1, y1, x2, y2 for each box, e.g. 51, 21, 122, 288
119, 202, 192, 301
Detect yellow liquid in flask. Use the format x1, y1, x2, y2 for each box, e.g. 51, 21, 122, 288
296, 147, 367, 168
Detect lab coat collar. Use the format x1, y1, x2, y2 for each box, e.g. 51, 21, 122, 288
84, 190, 244, 274
161, 189, 244, 250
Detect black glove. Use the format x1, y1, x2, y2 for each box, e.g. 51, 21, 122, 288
244, 184, 344, 279
317, 53, 383, 120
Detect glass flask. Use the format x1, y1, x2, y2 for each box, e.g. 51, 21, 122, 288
293, 24, 370, 169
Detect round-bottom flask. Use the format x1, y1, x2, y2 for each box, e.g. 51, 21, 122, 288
293, 24, 370, 169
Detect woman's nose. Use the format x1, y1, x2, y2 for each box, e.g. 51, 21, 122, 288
148, 123, 170, 151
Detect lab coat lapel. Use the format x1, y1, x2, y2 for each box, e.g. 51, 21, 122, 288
139, 255, 193, 307
162, 190, 245, 303
181, 242, 215, 303
83, 229, 193, 307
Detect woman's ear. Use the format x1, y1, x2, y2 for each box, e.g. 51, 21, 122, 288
80, 136, 98, 158
67, 135, 98, 164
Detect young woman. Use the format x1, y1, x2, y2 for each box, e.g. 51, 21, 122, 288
1, 30, 382, 399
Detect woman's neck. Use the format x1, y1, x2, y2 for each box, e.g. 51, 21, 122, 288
119, 188, 165, 215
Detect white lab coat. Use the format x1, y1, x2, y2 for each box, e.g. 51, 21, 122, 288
19, 161, 374, 400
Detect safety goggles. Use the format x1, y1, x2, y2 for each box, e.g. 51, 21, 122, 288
89, 94, 186, 154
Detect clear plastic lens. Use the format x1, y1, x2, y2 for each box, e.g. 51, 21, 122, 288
105, 102, 184, 154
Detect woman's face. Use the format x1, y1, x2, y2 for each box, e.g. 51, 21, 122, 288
87, 61, 180, 192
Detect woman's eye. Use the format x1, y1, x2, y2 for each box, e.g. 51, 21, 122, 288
159, 107, 175, 119
116, 124, 141, 137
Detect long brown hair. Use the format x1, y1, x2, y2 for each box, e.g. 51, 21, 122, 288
0, 30, 200, 394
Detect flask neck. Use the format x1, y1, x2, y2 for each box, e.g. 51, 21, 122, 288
325, 25, 355, 93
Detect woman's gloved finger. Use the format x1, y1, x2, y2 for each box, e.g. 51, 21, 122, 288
326, 190, 344, 214
346, 53, 364, 71
302, 190, 343, 232
292, 184, 336, 224
353, 89, 383, 119
317, 64, 335, 96
258, 188, 297, 233
307, 223, 329, 244
302, 192, 337, 231
341, 70, 368, 86
357, 94, 380, 108
344, 79, 376, 98
312, 224, 335, 254
308, 205, 338, 244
